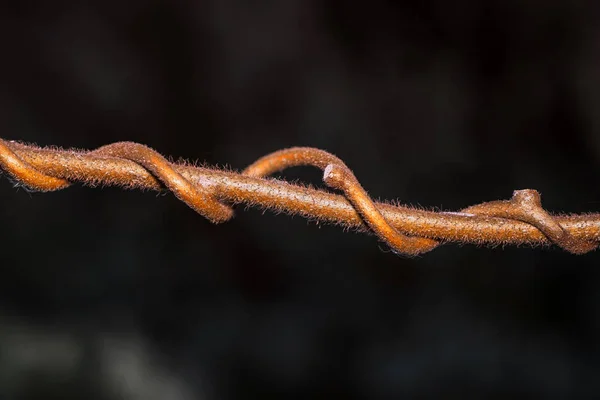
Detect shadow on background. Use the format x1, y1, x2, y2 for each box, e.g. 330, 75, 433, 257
1, 1, 600, 398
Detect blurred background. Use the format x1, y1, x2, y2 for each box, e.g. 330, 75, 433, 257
1, 0, 600, 398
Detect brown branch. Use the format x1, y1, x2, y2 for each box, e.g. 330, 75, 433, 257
0, 138, 598, 256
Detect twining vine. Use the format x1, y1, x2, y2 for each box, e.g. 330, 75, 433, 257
0, 138, 597, 256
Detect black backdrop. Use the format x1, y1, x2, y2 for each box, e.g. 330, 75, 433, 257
1, 1, 600, 398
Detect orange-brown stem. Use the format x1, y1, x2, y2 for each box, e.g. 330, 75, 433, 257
1, 139, 599, 256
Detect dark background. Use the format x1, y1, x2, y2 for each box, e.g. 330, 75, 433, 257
1, 1, 600, 398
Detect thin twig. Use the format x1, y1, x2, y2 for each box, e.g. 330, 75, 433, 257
0, 138, 598, 256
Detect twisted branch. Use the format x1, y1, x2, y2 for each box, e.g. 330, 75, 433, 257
0, 138, 598, 256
